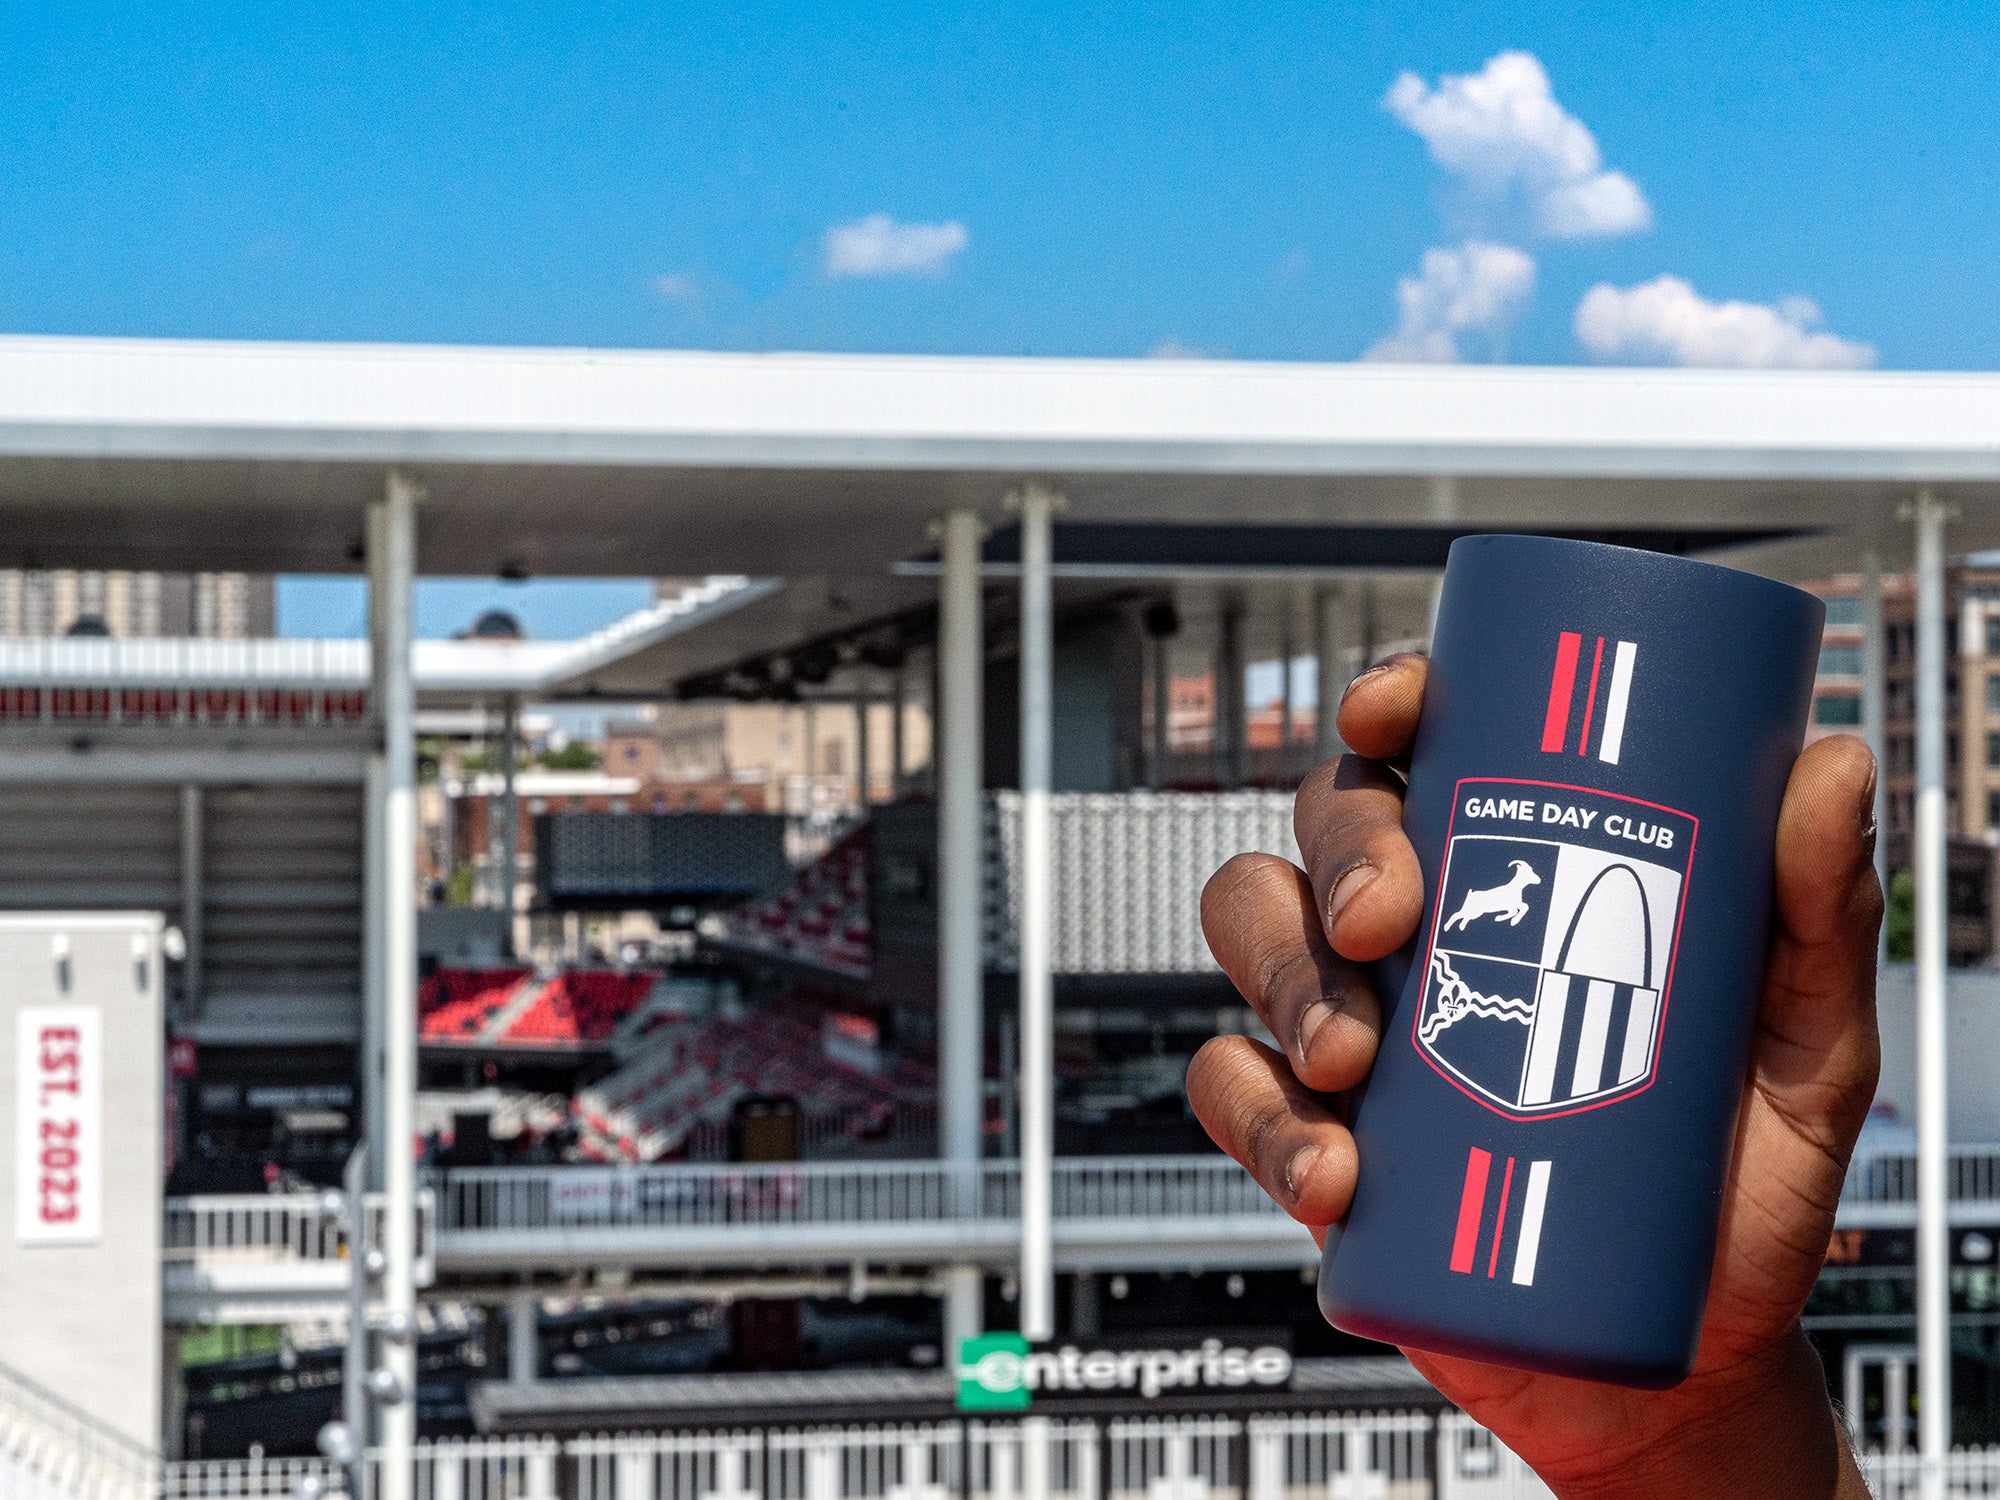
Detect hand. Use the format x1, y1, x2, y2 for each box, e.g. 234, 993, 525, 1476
1186, 654, 1883, 1499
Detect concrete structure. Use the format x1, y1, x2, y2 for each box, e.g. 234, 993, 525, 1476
0, 914, 164, 1447
0, 334, 1997, 1486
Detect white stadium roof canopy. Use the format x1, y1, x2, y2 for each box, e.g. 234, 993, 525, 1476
0, 334, 1996, 581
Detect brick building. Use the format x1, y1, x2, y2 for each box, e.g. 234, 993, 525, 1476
1808, 564, 2000, 963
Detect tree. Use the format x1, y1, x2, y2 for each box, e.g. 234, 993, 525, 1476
1885, 868, 1913, 962
537, 742, 601, 771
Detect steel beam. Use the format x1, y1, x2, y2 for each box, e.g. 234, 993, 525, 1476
372, 472, 420, 1500
1911, 488, 1951, 1498
937, 508, 986, 1348
1016, 485, 1056, 1339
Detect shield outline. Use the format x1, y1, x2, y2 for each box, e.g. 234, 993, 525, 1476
1413, 777, 1699, 1121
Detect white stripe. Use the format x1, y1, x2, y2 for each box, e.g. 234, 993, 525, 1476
1570, 979, 1616, 1097
1511, 1161, 1553, 1286
1597, 640, 1637, 764
1618, 986, 1660, 1084
1521, 972, 1570, 1105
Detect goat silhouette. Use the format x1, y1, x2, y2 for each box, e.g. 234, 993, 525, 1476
1442, 859, 1542, 932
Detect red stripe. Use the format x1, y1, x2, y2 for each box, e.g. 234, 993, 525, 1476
1487, 1156, 1516, 1278
1450, 1147, 1492, 1274
1576, 637, 1605, 757
1540, 633, 1582, 753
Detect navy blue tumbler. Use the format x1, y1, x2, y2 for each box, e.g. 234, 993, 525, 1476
1317, 535, 1825, 1387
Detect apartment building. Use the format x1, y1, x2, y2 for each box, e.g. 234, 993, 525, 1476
0, 570, 275, 637
1809, 564, 2000, 962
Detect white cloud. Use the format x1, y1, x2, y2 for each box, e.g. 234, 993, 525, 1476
1384, 50, 1650, 241
823, 214, 968, 278
1146, 338, 1219, 359
1366, 240, 1537, 363
1574, 276, 1876, 368
651, 272, 702, 302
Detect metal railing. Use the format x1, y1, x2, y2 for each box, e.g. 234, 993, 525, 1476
161, 1190, 437, 1288
156, 1459, 345, 1500
435, 1156, 1281, 1237
0, 1357, 156, 1500
1836, 1143, 2000, 1227
21, 1377, 2000, 1500
382, 1414, 1548, 1500
163, 1140, 2000, 1296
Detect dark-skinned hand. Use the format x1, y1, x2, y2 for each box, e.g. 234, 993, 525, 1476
1187, 653, 1882, 1498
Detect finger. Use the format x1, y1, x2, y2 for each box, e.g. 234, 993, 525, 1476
1293, 755, 1426, 962
1200, 853, 1383, 1092
1752, 732, 1883, 1151
1333, 653, 1428, 763
1186, 1036, 1357, 1227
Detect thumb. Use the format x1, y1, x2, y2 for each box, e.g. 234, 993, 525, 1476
1752, 733, 1882, 1151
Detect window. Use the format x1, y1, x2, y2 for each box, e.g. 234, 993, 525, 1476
1815, 696, 1861, 727
1817, 645, 1861, 677
1824, 597, 1862, 626
1989, 790, 2000, 827
1986, 614, 2000, 657
1988, 674, 2000, 713
1990, 732, 2000, 769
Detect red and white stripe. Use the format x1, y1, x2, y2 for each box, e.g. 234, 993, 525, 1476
1449, 1146, 1554, 1287
1541, 631, 1637, 764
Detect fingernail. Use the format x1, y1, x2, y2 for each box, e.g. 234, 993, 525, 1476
1296, 999, 1335, 1062
1284, 1144, 1321, 1203
1327, 862, 1376, 927
1337, 662, 1392, 708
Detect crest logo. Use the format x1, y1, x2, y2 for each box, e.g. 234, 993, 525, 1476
1414, 778, 1697, 1119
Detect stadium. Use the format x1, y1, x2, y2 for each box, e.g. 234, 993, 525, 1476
0, 334, 1998, 1500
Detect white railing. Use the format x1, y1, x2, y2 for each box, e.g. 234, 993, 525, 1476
19, 1396, 2000, 1500
156, 1459, 345, 1500
436, 1156, 1280, 1239
1858, 1448, 2000, 1498
162, 1191, 437, 1290
173, 1139, 2000, 1291
382, 1436, 561, 1500
0, 1357, 156, 1500
541, 1415, 1551, 1500
1841, 1145, 2000, 1207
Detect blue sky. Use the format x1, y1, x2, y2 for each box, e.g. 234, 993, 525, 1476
6, 1, 1996, 636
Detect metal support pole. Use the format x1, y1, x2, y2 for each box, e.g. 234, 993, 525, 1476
1912, 488, 1952, 1497
179, 785, 204, 1019
937, 508, 985, 1348
509, 1291, 538, 1386
803, 703, 818, 815
1861, 549, 1887, 958
373, 473, 420, 1500
1314, 584, 1342, 766
363, 503, 389, 1191
1218, 592, 1244, 789
341, 1145, 370, 1497
1015, 485, 1056, 1340
1150, 625, 1170, 789
890, 669, 907, 802
499, 696, 520, 959
856, 688, 872, 809
1278, 601, 1296, 781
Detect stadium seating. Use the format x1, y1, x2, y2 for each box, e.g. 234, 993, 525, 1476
499, 970, 655, 1045
417, 968, 532, 1040
721, 827, 871, 977
572, 1003, 935, 1163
